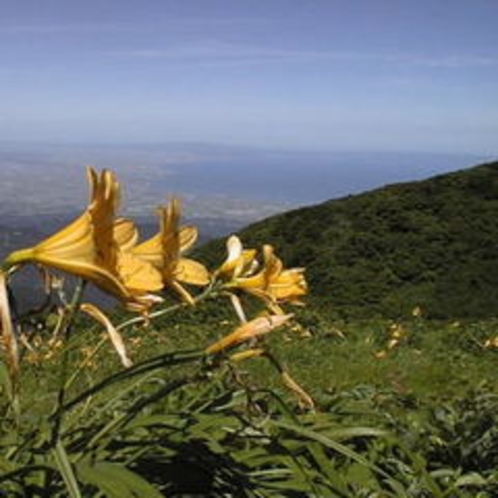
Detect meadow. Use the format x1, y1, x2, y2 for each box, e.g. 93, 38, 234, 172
1, 165, 498, 497
2, 287, 498, 497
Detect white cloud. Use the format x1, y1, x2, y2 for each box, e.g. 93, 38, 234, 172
0, 17, 267, 35
105, 41, 498, 69
394, 53, 498, 68
0, 23, 138, 34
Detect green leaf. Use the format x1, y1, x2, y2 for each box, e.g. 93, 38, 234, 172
77, 460, 164, 498
60, 348, 203, 415
326, 426, 388, 441
0, 359, 12, 400
52, 440, 82, 498
455, 472, 488, 488
270, 419, 393, 481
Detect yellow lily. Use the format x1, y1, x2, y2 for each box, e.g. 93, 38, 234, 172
4, 167, 163, 312
228, 245, 307, 305
484, 336, 498, 349
132, 198, 209, 304
206, 314, 293, 354
215, 235, 258, 280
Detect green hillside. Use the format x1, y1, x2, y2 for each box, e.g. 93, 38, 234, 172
199, 161, 498, 319
3, 165, 498, 496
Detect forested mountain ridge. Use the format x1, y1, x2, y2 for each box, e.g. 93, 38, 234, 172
199, 161, 498, 318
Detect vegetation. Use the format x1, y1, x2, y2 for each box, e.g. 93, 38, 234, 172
2, 299, 498, 496
1, 163, 498, 496
200, 161, 498, 319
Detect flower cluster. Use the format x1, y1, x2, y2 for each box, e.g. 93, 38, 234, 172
3, 168, 208, 313
218, 235, 307, 308
375, 322, 407, 359
0, 167, 310, 405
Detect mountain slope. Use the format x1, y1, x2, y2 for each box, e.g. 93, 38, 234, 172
199, 161, 498, 319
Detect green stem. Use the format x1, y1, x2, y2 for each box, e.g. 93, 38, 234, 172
76, 376, 192, 459
54, 348, 204, 418
51, 279, 87, 444
116, 278, 221, 331
62, 281, 220, 403
116, 300, 186, 331
63, 335, 108, 391
60, 279, 88, 340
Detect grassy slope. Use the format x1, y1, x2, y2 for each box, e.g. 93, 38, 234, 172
15, 305, 498, 495
199, 160, 498, 319
6, 164, 498, 496
18, 160, 498, 419
21, 301, 498, 411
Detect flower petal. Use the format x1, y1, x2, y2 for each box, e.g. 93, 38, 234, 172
179, 226, 198, 252
176, 258, 210, 286
113, 218, 139, 251
117, 252, 163, 293
80, 303, 132, 368
206, 314, 293, 354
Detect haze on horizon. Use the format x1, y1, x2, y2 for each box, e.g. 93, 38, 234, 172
1, 0, 497, 156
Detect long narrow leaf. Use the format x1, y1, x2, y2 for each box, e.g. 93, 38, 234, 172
77, 460, 164, 498
52, 440, 82, 498
270, 419, 393, 481
57, 349, 203, 416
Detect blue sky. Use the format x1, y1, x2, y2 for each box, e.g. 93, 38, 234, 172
1, 0, 497, 154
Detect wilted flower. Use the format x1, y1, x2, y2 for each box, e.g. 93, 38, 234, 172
4, 167, 163, 313
281, 370, 315, 410
0, 271, 18, 392
229, 348, 265, 362
80, 302, 132, 367
206, 314, 293, 354
132, 198, 209, 304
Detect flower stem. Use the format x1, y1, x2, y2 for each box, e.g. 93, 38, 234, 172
116, 279, 220, 331
51, 278, 87, 444
1, 248, 35, 272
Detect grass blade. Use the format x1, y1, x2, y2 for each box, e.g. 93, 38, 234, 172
52, 439, 82, 498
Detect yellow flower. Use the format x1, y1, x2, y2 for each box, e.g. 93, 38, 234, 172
228, 245, 307, 305
206, 314, 293, 354
216, 235, 258, 280
375, 350, 388, 359
4, 167, 163, 312
132, 198, 209, 304
484, 336, 498, 349
229, 348, 265, 362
